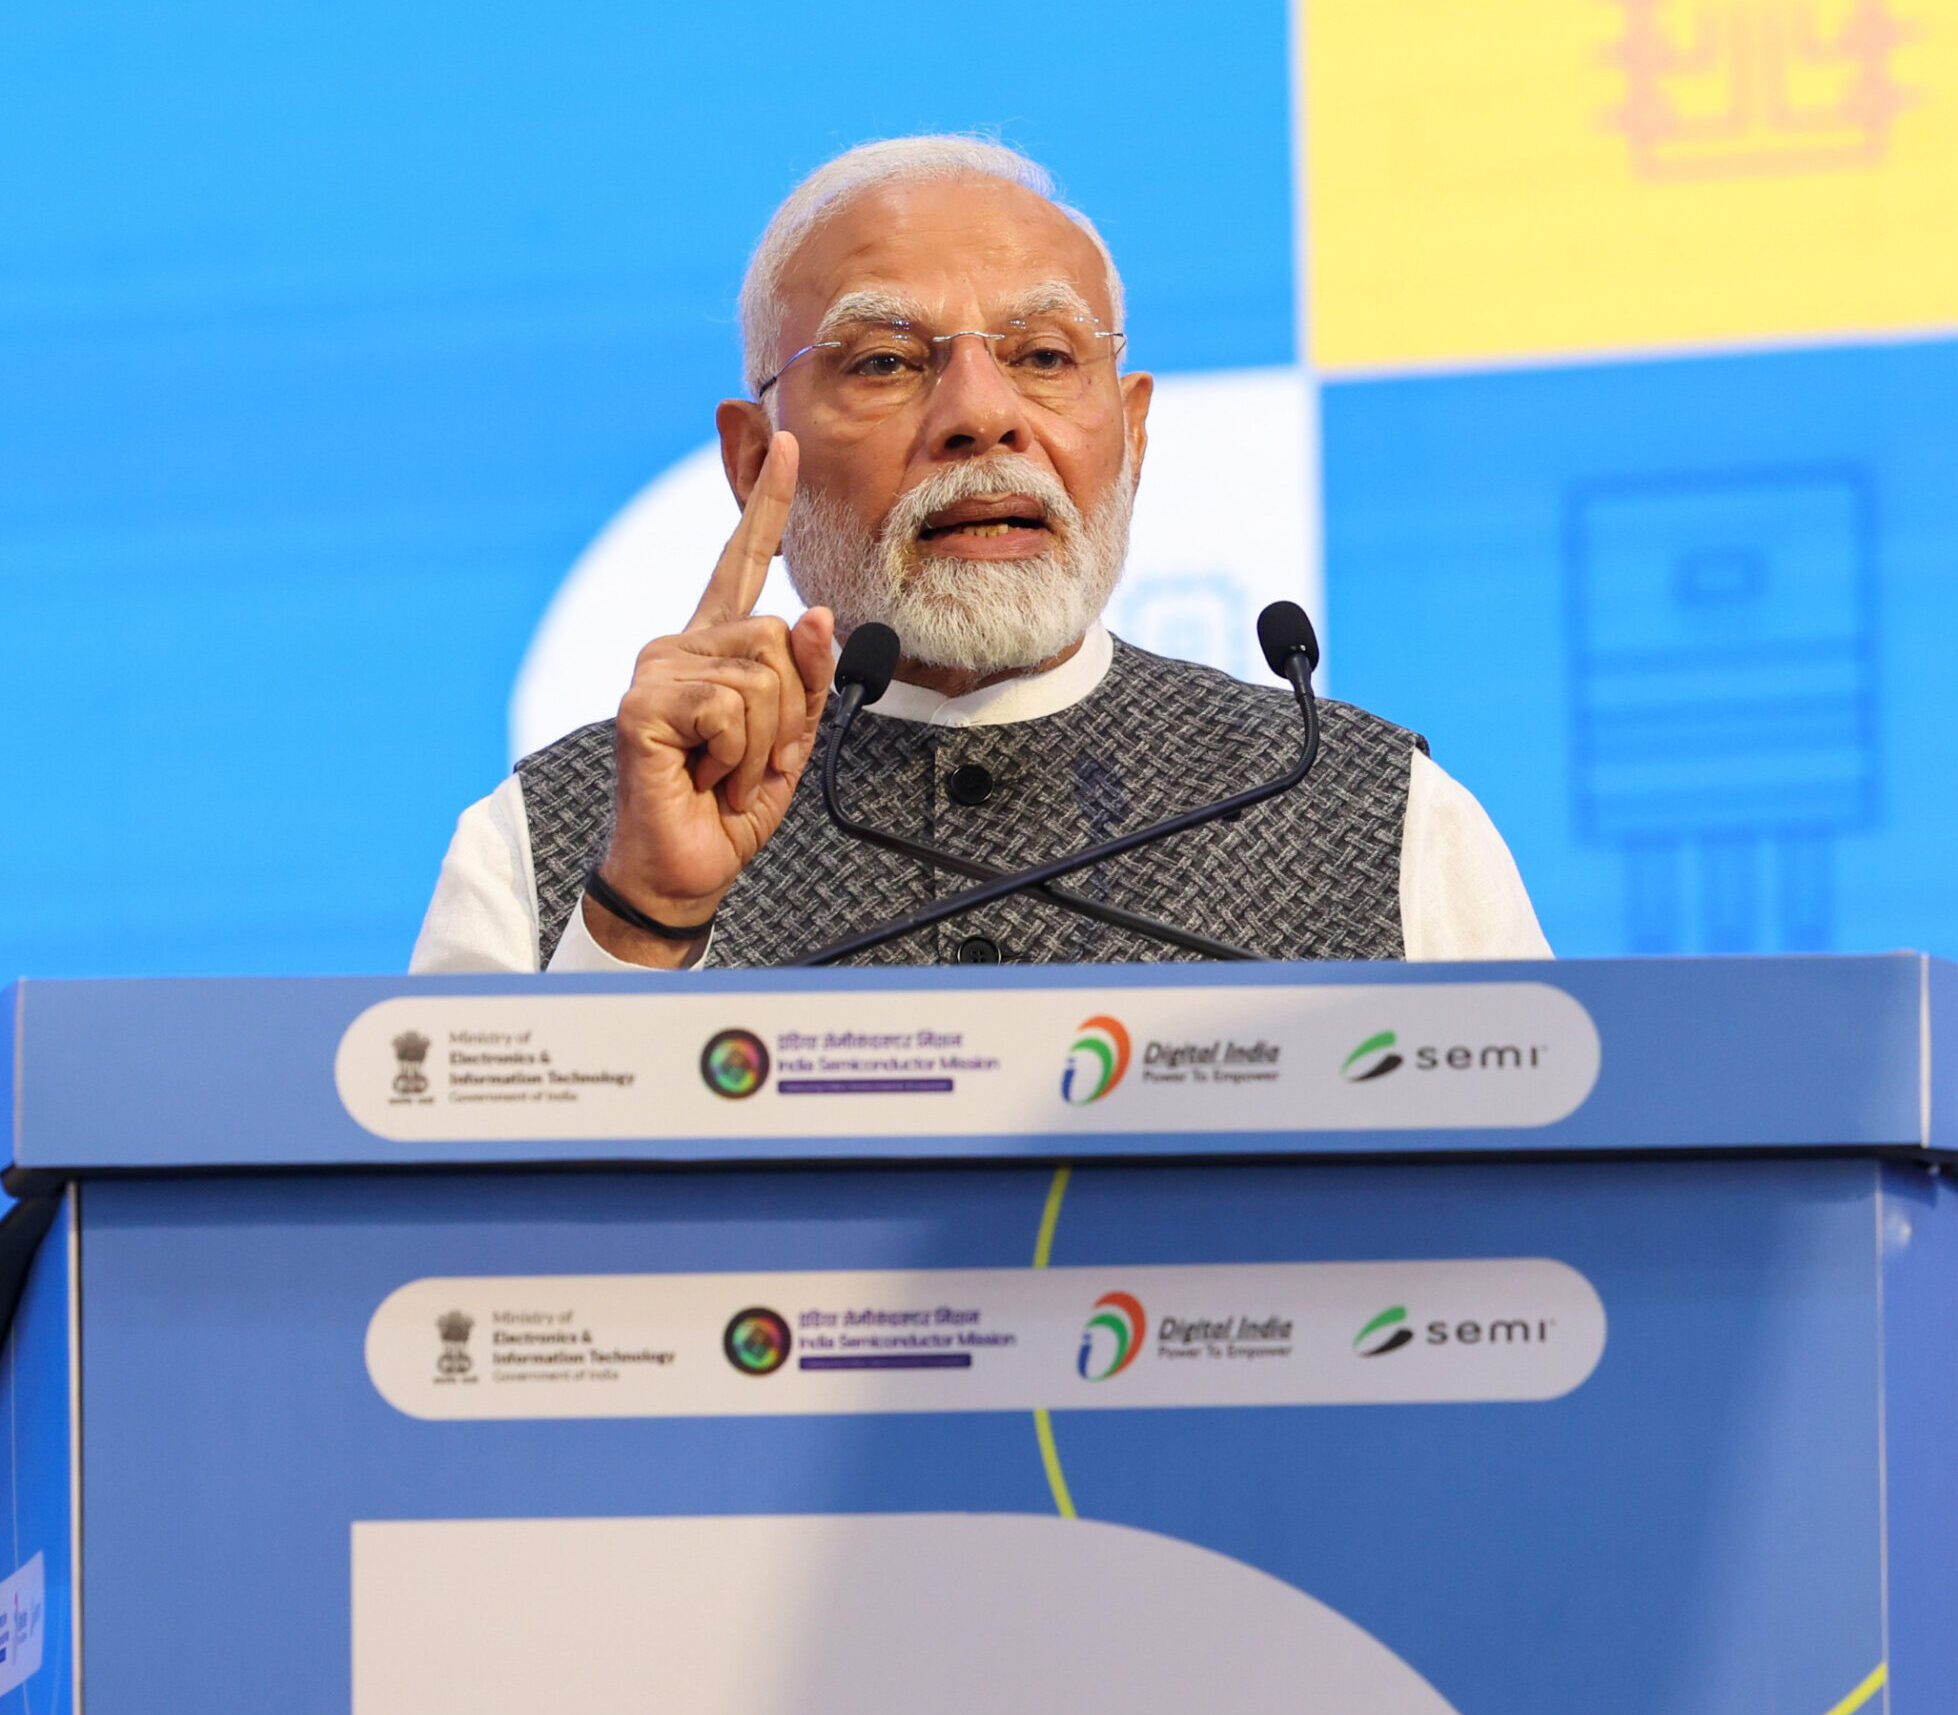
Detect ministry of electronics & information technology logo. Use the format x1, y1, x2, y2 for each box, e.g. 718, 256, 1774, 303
391, 1030, 432, 1098
436, 1309, 475, 1376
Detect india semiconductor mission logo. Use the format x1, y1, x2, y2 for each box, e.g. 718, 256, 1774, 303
723, 1307, 792, 1375
1061, 1015, 1132, 1105
700, 1028, 770, 1099
1078, 1291, 1147, 1380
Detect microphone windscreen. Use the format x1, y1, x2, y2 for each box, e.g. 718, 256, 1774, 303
1257, 601, 1320, 678
836, 622, 901, 706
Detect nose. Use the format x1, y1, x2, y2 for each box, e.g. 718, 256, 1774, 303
919, 332, 1033, 459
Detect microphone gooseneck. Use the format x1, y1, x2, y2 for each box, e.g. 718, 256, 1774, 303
787, 604, 1323, 968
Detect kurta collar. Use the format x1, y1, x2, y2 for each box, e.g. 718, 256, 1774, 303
860, 623, 1114, 728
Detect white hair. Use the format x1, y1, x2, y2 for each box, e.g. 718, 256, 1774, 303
737, 135, 1127, 399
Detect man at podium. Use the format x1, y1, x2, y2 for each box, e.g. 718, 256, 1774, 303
413, 137, 1548, 974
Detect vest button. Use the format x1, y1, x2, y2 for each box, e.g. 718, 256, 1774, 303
946, 763, 995, 806
956, 935, 1002, 965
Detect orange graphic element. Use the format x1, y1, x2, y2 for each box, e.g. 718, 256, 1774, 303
1609, 0, 1915, 180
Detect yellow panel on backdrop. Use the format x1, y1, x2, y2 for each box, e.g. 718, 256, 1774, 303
1302, 0, 1958, 369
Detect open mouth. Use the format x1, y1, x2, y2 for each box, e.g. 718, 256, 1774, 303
922, 518, 1045, 539
918, 496, 1052, 541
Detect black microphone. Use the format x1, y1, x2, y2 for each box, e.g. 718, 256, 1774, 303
834, 622, 901, 717
821, 628, 1256, 961
788, 603, 1323, 967
1258, 599, 1320, 683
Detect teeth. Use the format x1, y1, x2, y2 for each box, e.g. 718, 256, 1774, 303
960, 521, 1014, 536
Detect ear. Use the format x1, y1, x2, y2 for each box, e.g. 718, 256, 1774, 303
1119, 370, 1153, 481
717, 399, 774, 507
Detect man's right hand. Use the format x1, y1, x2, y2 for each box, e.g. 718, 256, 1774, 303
583, 431, 836, 967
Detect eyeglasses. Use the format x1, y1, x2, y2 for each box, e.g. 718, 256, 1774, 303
756, 313, 1126, 416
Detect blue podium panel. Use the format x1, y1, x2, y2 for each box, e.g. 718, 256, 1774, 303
66, 1157, 1951, 1715
1883, 1159, 1958, 1709
0, 1195, 74, 1715
6, 955, 1955, 1173
4, 960, 1952, 1714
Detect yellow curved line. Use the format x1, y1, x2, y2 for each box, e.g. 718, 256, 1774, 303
1821, 1663, 1886, 1715
1032, 1164, 1077, 1518
1039, 1153, 1882, 1677
1033, 1407, 1078, 1520
1029, 1169, 1894, 1691
1033, 1163, 1071, 1269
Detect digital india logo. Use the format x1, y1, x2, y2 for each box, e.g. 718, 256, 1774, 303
700, 1028, 770, 1099
1061, 1015, 1132, 1106
1342, 1029, 1402, 1082
1078, 1291, 1147, 1381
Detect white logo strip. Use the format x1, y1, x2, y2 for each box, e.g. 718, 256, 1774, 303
337, 982, 1600, 1143
366, 1260, 1607, 1420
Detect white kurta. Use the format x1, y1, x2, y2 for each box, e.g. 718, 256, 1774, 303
411, 625, 1551, 973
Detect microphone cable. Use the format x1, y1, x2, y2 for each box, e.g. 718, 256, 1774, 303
786, 603, 1322, 968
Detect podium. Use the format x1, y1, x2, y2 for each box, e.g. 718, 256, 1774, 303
2, 955, 1953, 1715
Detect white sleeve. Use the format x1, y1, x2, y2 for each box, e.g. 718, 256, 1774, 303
410, 776, 541, 972
546, 892, 712, 972
1399, 749, 1553, 960
408, 774, 711, 974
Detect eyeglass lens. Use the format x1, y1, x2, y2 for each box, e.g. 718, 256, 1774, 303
799, 317, 1122, 414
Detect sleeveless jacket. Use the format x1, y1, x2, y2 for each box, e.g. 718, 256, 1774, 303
517, 638, 1426, 968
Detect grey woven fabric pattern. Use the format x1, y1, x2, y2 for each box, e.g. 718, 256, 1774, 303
517, 638, 1425, 968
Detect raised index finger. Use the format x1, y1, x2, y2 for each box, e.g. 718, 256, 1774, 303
687, 431, 799, 632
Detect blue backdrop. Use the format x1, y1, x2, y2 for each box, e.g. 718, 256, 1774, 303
1326, 343, 1958, 959
3, 1, 1953, 978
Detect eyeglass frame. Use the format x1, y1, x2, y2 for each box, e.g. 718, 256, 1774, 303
754, 317, 1128, 402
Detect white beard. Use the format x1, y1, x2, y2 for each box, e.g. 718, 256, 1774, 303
780, 451, 1134, 677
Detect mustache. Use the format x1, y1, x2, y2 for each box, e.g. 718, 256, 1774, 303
777, 447, 1136, 676
880, 456, 1083, 551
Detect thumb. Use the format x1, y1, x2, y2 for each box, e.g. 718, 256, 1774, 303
791, 607, 837, 709
780, 608, 837, 772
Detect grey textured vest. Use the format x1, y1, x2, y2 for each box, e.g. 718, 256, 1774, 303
518, 639, 1426, 967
